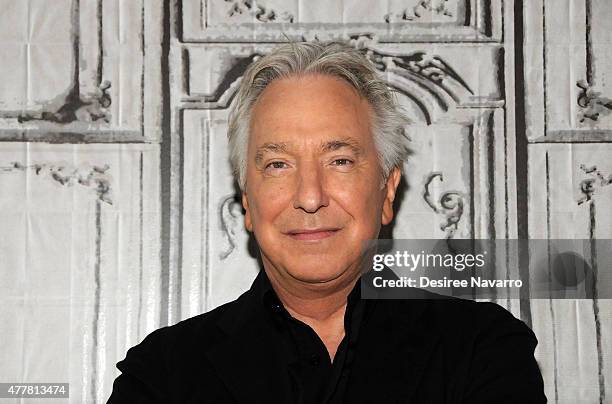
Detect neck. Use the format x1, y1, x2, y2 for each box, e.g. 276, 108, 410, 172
265, 266, 359, 322
264, 265, 360, 360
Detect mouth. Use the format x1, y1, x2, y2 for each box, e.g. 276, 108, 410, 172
284, 227, 341, 241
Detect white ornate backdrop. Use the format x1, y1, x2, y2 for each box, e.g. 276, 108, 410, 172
0, 1, 611, 403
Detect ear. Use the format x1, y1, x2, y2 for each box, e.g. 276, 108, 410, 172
381, 166, 402, 226
242, 192, 253, 232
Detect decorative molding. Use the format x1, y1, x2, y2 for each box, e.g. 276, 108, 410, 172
526, 0, 612, 140
18, 81, 112, 124
384, 0, 454, 23
184, 43, 474, 123
423, 172, 465, 238
182, 0, 501, 42
224, 0, 295, 23
0, 161, 113, 204
5, 0, 109, 127
577, 80, 612, 123
577, 164, 612, 205
367, 47, 474, 112
185, 53, 263, 105
0, 0, 163, 142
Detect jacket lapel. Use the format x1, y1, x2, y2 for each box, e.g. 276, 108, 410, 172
203, 286, 294, 403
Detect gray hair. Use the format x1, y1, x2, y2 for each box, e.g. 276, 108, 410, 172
227, 41, 412, 190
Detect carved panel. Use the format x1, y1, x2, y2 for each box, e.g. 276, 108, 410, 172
527, 144, 612, 403
0, 0, 164, 142
0, 142, 162, 403
181, 42, 504, 121
0, 161, 113, 204
181, 109, 259, 314
181, 0, 502, 42
525, 0, 612, 141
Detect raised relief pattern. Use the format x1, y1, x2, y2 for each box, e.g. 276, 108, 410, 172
0, 162, 113, 204
223, 0, 295, 23
423, 172, 465, 238
367, 47, 473, 101
10, 0, 113, 127
193, 38, 473, 125
577, 81, 612, 123
384, 0, 454, 23
577, 164, 612, 205
18, 81, 112, 124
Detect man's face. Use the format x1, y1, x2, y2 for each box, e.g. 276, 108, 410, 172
242, 74, 401, 288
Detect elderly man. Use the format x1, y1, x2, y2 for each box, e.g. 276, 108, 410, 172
108, 41, 546, 403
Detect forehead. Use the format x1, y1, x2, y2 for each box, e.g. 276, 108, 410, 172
248, 74, 374, 149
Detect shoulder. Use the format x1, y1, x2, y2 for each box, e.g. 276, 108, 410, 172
431, 296, 537, 344
394, 290, 536, 342
108, 290, 252, 403
128, 284, 258, 359
432, 299, 545, 402
151, 298, 236, 342
386, 295, 545, 402
376, 292, 539, 363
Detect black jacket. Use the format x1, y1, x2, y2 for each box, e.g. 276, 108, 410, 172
108, 270, 546, 403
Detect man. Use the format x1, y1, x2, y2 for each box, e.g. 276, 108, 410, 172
108, 41, 546, 403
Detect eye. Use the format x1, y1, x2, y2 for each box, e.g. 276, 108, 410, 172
263, 161, 292, 176
265, 161, 289, 170
330, 158, 354, 166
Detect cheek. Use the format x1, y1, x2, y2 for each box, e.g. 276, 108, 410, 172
248, 184, 291, 227
331, 178, 384, 226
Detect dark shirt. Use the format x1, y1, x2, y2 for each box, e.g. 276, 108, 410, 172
108, 269, 547, 403
257, 270, 367, 403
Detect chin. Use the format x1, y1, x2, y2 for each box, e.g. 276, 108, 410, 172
284, 262, 348, 284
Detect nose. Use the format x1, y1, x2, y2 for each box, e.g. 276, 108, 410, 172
293, 163, 329, 213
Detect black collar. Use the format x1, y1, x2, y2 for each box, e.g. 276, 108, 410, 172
204, 267, 438, 403
252, 268, 374, 323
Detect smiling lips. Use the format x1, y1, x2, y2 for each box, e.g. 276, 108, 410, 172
285, 228, 341, 241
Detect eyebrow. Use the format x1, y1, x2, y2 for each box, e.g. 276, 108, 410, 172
320, 138, 364, 156
254, 142, 290, 165
254, 137, 364, 165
